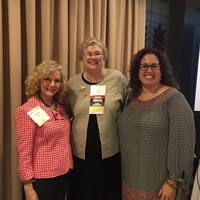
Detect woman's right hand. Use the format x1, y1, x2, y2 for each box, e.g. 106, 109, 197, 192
24, 184, 39, 200
158, 181, 177, 200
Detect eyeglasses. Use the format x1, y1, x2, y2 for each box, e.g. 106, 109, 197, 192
139, 64, 161, 71
82, 52, 103, 58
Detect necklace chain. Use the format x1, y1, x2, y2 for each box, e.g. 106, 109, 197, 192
38, 96, 61, 120
38, 96, 55, 109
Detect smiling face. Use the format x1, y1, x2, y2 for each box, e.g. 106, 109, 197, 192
139, 53, 162, 88
82, 45, 104, 73
40, 70, 61, 102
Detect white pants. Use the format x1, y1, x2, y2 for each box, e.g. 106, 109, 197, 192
191, 162, 200, 200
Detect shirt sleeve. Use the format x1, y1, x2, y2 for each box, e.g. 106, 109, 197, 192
14, 107, 37, 181
167, 93, 196, 188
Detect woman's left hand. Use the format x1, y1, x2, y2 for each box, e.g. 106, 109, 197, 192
158, 181, 177, 200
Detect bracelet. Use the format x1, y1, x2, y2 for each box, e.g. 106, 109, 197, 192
166, 179, 178, 190
22, 178, 36, 185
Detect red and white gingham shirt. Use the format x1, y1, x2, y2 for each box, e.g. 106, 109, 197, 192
14, 97, 73, 181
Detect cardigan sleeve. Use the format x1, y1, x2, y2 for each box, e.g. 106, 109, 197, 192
14, 106, 37, 181
167, 93, 195, 188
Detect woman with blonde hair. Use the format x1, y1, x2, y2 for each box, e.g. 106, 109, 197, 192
14, 60, 73, 200
66, 37, 128, 200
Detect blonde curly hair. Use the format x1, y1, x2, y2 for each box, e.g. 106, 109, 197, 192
25, 60, 67, 101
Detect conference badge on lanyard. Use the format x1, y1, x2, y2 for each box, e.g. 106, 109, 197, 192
89, 85, 106, 114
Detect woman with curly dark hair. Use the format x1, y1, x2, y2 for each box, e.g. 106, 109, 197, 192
118, 48, 195, 200
128, 47, 179, 98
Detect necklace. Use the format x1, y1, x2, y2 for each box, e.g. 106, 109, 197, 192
38, 96, 61, 120
39, 96, 56, 110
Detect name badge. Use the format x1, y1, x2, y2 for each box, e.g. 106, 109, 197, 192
89, 85, 106, 114
27, 106, 50, 126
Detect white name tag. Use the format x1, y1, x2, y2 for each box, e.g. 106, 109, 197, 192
27, 106, 50, 126
89, 85, 106, 114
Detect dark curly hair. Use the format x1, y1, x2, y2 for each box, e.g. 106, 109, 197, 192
129, 47, 179, 98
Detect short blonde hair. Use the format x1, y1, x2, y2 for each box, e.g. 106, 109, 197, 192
25, 60, 67, 101
78, 37, 108, 60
